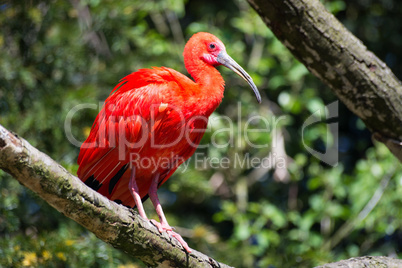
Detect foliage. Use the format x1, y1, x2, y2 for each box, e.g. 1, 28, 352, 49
0, 0, 401, 267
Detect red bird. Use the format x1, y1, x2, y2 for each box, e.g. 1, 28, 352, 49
77, 32, 261, 252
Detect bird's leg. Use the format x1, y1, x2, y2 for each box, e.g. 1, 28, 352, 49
128, 167, 148, 220
148, 174, 191, 253
148, 174, 170, 231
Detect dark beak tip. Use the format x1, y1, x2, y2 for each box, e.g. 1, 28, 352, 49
255, 92, 262, 104
217, 51, 262, 104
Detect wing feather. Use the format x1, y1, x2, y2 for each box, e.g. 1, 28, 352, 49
77, 67, 199, 206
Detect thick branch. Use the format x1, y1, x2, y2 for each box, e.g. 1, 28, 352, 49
1, 127, 400, 267
247, 0, 402, 162
0, 124, 231, 268
315, 256, 402, 268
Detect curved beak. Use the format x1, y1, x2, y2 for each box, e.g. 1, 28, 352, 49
217, 51, 262, 103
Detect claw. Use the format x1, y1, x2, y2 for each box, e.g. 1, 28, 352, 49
147, 174, 192, 252
150, 219, 170, 233
150, 219, 191, 253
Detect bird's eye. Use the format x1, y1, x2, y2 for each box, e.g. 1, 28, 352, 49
208, 43, 217, 50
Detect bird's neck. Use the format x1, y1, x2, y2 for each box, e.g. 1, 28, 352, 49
185, 59, 225, 116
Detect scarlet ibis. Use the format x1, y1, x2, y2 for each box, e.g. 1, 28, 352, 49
77, 32, 261, 252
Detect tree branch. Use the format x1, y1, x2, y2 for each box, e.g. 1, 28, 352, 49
315, 256, 402, 268
1, 126, 400, 267
247, 0, 402, 162
0, 124, 232, 268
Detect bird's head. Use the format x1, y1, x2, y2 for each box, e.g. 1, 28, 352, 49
184, 32, 262, 103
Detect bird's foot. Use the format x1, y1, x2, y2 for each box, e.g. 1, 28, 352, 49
150, 219, 191, 253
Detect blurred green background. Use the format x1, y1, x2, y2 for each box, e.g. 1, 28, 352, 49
1, 0, 401, 267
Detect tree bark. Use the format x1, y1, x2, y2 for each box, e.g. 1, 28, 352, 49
315, 256, 402, 268
1, 128, 401, 267
0, 124, 232, 268
247, 0, 402, 162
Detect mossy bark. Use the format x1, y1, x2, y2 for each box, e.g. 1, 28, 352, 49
1, 127, 401, 267
316, 256, 402, 268
0, 124, 232, 268
247, 0, 402, 162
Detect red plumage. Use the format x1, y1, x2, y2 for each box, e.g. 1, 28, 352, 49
77, 32, 260, 252
77, 66, 221, 206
